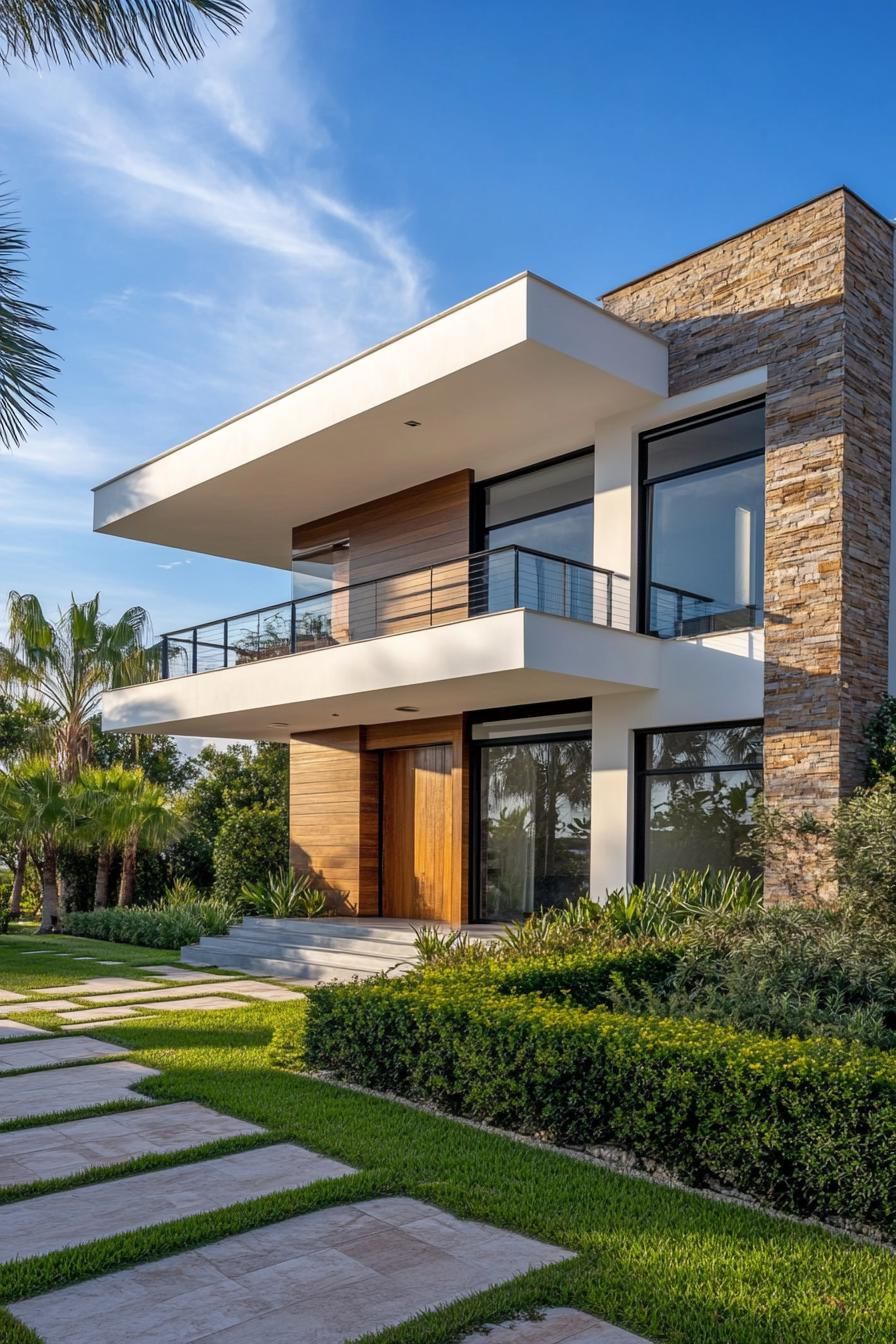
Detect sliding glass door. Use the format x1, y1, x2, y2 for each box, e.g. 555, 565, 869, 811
475, 709, 591, 921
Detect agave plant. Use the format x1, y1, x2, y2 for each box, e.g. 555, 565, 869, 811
241, 868, 328, 918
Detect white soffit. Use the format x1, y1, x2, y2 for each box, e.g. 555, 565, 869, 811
93, 274, 668, 569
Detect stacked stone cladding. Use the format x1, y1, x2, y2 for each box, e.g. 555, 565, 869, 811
602, 189, 894, 896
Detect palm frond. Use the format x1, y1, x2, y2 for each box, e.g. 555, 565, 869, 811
0, 1, 247, 72
0, 191, 58, 450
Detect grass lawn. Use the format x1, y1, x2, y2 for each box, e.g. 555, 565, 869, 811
2, 934, 896, 1343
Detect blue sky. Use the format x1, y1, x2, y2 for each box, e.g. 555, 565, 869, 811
2, 0, 894, 644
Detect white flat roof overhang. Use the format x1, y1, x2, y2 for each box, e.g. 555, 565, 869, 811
100, 610, 663, 741
93, 274, 668, 570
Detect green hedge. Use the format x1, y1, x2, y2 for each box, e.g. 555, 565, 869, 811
303, 971, 896, 1236
488, 944, 681, 1006
63, 902, 234, 949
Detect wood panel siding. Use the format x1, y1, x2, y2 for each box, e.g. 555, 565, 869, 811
289, 727, 379, 916
290, 714, 469, 924
292, 471, 473, 641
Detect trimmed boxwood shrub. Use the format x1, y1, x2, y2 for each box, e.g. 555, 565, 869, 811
63, 901, 234, 949
303, 970, 896, 1236
489, 944, 681, 1006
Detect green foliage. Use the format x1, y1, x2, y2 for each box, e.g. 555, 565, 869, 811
241, 867, 327, 918
304, 970, 896, 1238
63, 895, 237, 948
832, 782, 896, 919
90, 718, 199, 793
866, 693, 896, 784
0, 887, 10, 933
602, 868, 763, 938
606, 906, 896, 1048
159, 877, 203, 907
212, 803, 289, 905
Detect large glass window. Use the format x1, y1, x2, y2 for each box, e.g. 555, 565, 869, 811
479, 452, 594, 620
475, 709, 591, 920
637, 722, 763, 882
641, 401, 764, 637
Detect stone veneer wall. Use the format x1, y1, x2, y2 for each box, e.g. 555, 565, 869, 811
602, 189, 894, 898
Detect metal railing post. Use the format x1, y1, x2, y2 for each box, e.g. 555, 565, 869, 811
223, 619, 229, 668
512, 549, 519, 608
606, 573, 613, 628
191, 628, 198, 675
161, 635, 169, 679
290, 603, 297, 654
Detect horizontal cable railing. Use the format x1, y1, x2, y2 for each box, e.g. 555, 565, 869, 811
648, 581, 761, 639
161, 545, 631, 679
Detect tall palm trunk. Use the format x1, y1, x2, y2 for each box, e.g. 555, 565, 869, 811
94, 846, 113, 908
118, 832, 138, 907
9, 842, 27, 916
39, 841, 59, 933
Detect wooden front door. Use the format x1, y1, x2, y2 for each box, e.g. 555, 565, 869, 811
381, 745, 453, 920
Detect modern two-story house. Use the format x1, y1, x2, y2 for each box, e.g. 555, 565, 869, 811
95, 186, 894, 927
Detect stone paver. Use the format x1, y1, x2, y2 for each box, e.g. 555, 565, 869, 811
60, 1020, 137, 1031
0, 1061, 157, 1122
55, 1006, 143, 1023
0, 1020, 50, 1039
0, 1102, 265, 1187
462, 1308, 651, 1344
1, 1142, 354, 1262
33, 978, 158, 995
0, 1035, 127, 1073
8, 999, 82, 1013
139, 966, 231, 981
139, 996, 255, 1015
10, 1196, 573, 1342
81, 982, 302, 1006
0, 989, 28, 1003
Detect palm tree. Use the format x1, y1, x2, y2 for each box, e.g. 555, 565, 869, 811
72, 763, 134, 908
110, 770, 184, 906
0, 592, 154, 779
0, 0, 246, 449
0, 757, 79, 932
0, 692, 55, 914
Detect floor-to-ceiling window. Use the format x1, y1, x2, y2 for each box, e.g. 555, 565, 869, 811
640, 400, 765, 638
474, 706, 592, 921
635, 722, 763, 882
476, 450, 595, 620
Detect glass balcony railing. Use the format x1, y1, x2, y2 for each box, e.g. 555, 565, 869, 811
160, 545, 631, 679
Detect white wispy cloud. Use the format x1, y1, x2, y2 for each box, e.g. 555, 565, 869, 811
4, 0, 428, 413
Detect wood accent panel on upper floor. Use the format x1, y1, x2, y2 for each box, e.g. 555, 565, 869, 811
292, 470, 473, 583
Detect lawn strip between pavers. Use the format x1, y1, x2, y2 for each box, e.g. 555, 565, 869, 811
17, 1002, 894, 1344
0, 1099, 154, 1136
0, 1131, 280, 1206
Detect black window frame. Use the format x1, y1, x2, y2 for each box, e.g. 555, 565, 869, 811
472, 445, 595, 553
633, 718, 763, 884
637, 396, 766, 638
467, 698, 592, 922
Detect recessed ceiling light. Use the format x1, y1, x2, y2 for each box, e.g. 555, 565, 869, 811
395, 706, 419, 713
404, 419, 421, 428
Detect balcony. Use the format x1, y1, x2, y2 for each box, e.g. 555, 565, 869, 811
161, 545, 631, 679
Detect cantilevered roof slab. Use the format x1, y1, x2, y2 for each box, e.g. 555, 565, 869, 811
93, 273, 667, 570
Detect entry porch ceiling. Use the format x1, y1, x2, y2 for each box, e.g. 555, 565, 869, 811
100, 610, 663, 742
93, 274, 668, 570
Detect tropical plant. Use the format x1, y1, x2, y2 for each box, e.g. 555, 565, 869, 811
241, 868, 327, 919
0, 756, 80, 931
412, 925, 465, 964
602, 868, 763, 938
0, 592, 154, 777
71, 762, 140, 908
831, 780, 896, 919
212, 802, 289, 905
0, 0, 246, 450
0, 690, 54, 915
112, 769, 184, 907
158, 876, 204, 907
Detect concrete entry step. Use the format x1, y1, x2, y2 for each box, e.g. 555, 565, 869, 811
0, 1060, 158, 1123
0, 1142, 355, 1262
10, 1196, 573, 1343
181, 917, 500, 983
0, 1102, 265, 1187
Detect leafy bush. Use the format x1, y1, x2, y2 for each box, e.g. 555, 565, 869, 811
606, 906, 896, 1049
302, 971, 896, 1237
212, 804, 289, 905
241, 868, 327, 918
63, 895, 238, 948
832, 782, 896, 919
0, 889, 10, 934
